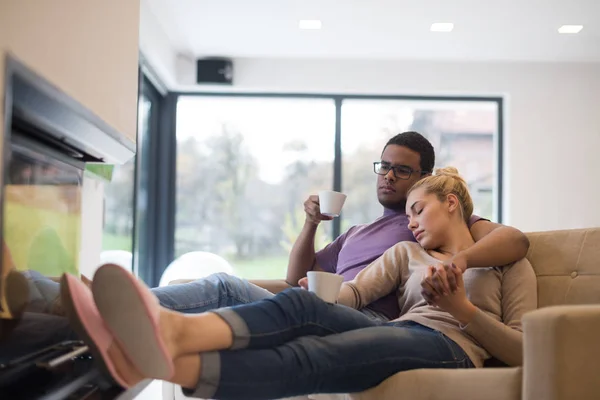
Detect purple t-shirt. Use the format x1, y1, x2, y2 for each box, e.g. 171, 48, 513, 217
315, 208, 482, 319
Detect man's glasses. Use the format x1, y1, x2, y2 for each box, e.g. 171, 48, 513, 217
373, 162, 426, 180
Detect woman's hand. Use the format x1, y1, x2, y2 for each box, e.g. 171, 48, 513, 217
421, 265, 477, 325
298, 277, 308, 289
420, 254, 468, 301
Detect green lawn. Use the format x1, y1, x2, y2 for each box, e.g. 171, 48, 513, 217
102, 233, 132, 252
103, 234, 287, 280
229, 255, 289, 280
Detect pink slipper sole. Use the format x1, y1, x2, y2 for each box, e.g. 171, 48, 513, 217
92, 264, 174, 381
60, 273, 129, 388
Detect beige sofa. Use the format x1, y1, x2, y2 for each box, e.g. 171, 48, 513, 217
168, 228, 600, 400
333, 227, 600, 400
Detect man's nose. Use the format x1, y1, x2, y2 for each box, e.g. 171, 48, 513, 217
385, 169, 396, 182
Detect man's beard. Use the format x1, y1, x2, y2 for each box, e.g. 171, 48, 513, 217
378, 197, 407, 210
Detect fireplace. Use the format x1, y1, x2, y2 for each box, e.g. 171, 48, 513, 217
0, 56, 136, 397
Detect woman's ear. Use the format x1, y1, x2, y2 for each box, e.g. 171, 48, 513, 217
446, 193, 460, 214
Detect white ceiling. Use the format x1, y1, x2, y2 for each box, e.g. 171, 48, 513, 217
144, 0, 600, 62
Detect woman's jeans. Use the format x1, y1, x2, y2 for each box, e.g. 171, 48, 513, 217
188, 288, 474, 400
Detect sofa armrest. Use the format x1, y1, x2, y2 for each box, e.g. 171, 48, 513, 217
522, 305, 600, 400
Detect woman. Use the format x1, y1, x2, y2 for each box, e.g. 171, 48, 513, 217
61, 167, 537, 399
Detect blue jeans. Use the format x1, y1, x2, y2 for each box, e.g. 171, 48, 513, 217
152, 272, 275, 313
187, 288, 474, 400
152, 272, 389, 321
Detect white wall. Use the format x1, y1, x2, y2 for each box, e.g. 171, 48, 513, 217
139, 0, 179, 88
1, 0, 140, 143
177, 58, 600, 232
79, 176, 105, 278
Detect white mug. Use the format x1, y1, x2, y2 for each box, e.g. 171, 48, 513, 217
307, 271, 344, 303
318, 190, 347, 218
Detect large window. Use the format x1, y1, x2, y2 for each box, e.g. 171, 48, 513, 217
342, 99, 498, 225
174, 95, 501, 279
176, 96, 336, 279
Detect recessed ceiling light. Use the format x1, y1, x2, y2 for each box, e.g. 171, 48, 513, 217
558, 25, 583, 34
430, 22, 454, 32
299, 20, 322, 30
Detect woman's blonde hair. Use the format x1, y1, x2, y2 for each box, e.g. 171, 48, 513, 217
408, 167, 473, 223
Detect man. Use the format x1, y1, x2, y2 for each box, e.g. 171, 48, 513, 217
150, 131, 529, 320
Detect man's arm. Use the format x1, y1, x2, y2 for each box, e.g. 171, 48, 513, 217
251, 218, 327, 293
286, 195, 333, 286
458, 220, 530, 270
248, 195, 341, 293
286, 221, 321, 286
424, 220, 530, 299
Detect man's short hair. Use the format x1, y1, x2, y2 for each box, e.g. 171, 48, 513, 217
384, 131, 435, 173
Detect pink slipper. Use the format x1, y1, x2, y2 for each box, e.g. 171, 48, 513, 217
92, 264, 174, 381
60, 273, 129, 388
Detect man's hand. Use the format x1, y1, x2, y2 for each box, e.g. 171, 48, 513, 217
420, 253, 468, 303
304, 195, 334, 225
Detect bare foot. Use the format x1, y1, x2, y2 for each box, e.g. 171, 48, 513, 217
107, 341, 146, 387
158, 307, 184, 359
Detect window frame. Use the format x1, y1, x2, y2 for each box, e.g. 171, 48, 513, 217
133, 74, 174, 286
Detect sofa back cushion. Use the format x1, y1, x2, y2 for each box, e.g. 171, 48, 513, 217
526, 228, 600, 308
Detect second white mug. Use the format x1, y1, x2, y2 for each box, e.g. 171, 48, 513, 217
307, 271, 344, 303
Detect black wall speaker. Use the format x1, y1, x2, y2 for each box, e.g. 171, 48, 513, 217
196, 58, 233, 85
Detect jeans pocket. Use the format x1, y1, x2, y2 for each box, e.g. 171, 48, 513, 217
436, 331, 473, 367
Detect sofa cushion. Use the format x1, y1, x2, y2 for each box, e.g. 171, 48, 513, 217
526, 228, 600, 308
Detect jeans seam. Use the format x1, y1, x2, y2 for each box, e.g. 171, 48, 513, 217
160, 292, 251, 311
242, 321, 342, 341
